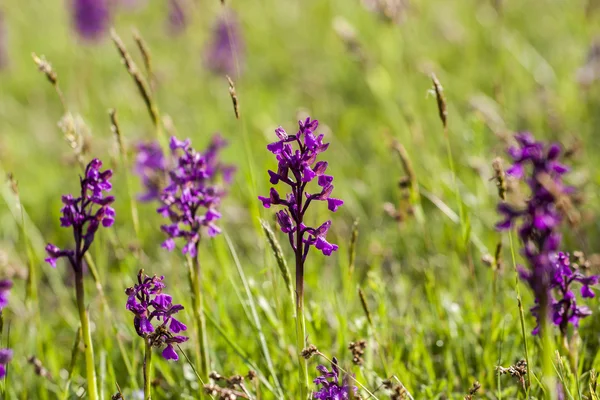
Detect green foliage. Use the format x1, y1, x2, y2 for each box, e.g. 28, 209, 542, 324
1, 0, 600, 398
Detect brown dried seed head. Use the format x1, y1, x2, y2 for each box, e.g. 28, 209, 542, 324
301, 344, 318, 359
492, 157, 507, 200
227, 75, 240, 119
32, 53, 58, 85
431, 73, 447, 128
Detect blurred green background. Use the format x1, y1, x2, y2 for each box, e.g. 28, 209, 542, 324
2, 0, 600, 398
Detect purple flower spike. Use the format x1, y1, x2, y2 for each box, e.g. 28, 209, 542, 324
72, 0, 110, 41
204, 10, 245, 77
496, 133, 597, 335
157, 135, 233, 257
259, 117, 342, 260
45, 158, 114, 271
167, 0, 186, 35
0, 348, 13, 379
0, 280, 12, 310
153, 135, 234, 257
313, 357, 358, 400
548, 253, 598, 334
134, 141, 167, 202
0, 280, 12, 378
126, 270, 188, 361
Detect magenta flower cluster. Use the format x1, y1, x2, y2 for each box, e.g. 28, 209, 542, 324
0, 279, 12, 378
259, 117, 343, 258
157, 136, 233, 257
496, 133, 597, 334
0, 280, 11, 311
550, 252, 598, 334
45, 159, 115, 270
126, 271, 188, 361
313, 357, 357, 400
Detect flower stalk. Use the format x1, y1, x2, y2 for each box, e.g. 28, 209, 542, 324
45, 159, 115, 400
126, 270, 189, 399
188, 251, 209, 380
143, 338, 153, 400
258, 117, 343, 399
75, 268, 98, 400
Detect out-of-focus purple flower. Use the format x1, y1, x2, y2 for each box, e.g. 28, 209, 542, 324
158, 135, 233, 256
0, 279, 12, 378
72, 0, 110, 41
204, 10, 244, 77
45, 159, 115, 271
496, 132, 579, 335
313, 357, 358, 400
167, 0, 186, 35
134, 141, 167, 202
125, 270, 188, 361
0, 280, 11, 311
259, 117, 342, 259
0, 348, 12, 378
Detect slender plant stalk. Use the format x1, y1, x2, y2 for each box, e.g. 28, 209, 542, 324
223, 233, 285, 397
74, 268, 98, 400
188, 251, 209, 382
294, 185, 309, 400
541, 304, 557, 400
508, 232, 532, 394
144, 339, 153, 400
62, 327, 81, 400
110, 109, 141, 238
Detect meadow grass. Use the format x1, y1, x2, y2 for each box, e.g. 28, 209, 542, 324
1, 0, 600, 398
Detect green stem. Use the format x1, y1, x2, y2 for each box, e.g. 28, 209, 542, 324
508, 232, 532, 394
295, 291, 308, 400
541, 303, 557, 400
74, 269, 98, 400
188, 253, 209, 382
144, 339, 153, 400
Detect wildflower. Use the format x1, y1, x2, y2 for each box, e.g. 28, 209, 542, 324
0, 280, 11, 310
495, 132, 591, 334
158, 136, 232, 256
0, 278, 11, 379
259, 116, 342, 398
204, 10, 244, 77
0, 348, 12, 378
125, 270, 188, 361
134, 141, 167, 202
313, 357, 358, 400
44, 158, 115, 270
72, 0, 110, 41
44, 158, 110, 399
258, 117, 342, 259
547, 252, 597, 335
167, 0, 186, 35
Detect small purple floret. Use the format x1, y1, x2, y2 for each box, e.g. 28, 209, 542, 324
313, 357, 358, 400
